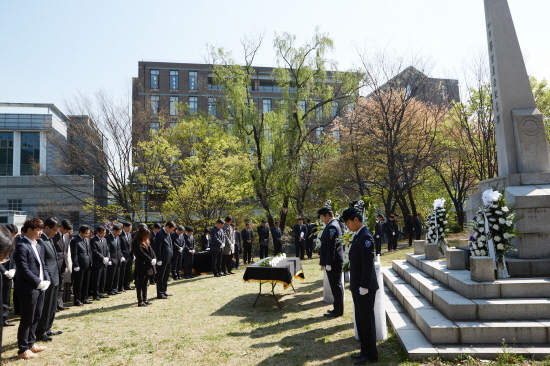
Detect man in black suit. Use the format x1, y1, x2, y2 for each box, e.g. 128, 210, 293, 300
105, 225, 122, 295
241, 222, 254, 264
182, 227, 196, 278
209, 219, 225, 277
318, 207, 344, 318
153, 221, 176, 298
54, 220, 71, 311
293, 218, 307, 260
13, 218, 50, 360
305, 218, 315, 259
0, 225, 14, 357
386, 215, 398, 252
414, 213, 423, 240
118, 222, 133, 292
0, 224, 16, 327
36, 218, 62, 342
271, 221, 283, 256
170, 226, 185, 280
374, 214, 385, 256
90, 226, 110, 301
257, 220, 270, 259
149, 223, 161, 285
70, 225, 92, 306
232, 223, 241, 269
341, 207, 379, 365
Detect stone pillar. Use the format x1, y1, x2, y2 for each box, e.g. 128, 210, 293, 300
413, 240, 425, 255
470, 257, 495, 282
424, 243, 440, 260
446, 248, 466, 270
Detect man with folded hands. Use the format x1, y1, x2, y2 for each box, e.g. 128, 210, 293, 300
13, 218, 51, 360
70, 225, 93, 306
90, 226, 110, 301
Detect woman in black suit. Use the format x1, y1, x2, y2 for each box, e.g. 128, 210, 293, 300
132, 227, 156, 307
200, 228, 210, 251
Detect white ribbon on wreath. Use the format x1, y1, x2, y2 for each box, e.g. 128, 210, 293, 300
483, 211, 497, 269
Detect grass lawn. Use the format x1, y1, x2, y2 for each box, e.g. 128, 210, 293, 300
2, 233, 540, 365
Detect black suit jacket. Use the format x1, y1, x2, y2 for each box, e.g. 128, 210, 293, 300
233, 231, 241, 250
293, 224, 307, 244
133, 241, 157, 276
319, 219, 343, 266
241, 229, 254, 245
271, 226, 282, 243
37, 233, 60, 287
153, 228, 173, 262
119, 231, 132, 259
257, 226, 269, 246
13, 236, 50, 295
183, 234, 195, 253
105, 233, 122, 265
209, 226, 224, 252
52, 232, 69, 273
91, 236, 110, 268
349, 226, 379, 294
385, 220, 397, 237
70, 235, 91, 270
374, 221, 385, 238
171, 232, 184, 254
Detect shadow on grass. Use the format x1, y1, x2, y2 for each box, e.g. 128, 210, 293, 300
53, 301, 137, 320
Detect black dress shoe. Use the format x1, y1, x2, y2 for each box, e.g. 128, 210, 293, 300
354, 358, 372, 365
214, 273, 221, 277
157, 295, 168, 299
118, 288, 126, 292
144, 301, 152, 305
3, 321, 15, 326
138, 302, 148, 307
124, 286, 134, 290
165, 293, 172, 296
221, 273, 226, 276
47, 330, 63, 336
107, 291, 117, 296
82, 300, 92, 305
350, 353, 362, 359
228, 272, 235, 275
93, 296, 101, 301
324, 312, 342, 318
326, 309, 335, 314
37, 335, 53, 342
99, 294, 109, 298
57, 306, 67, 311
74, 301, 83, 307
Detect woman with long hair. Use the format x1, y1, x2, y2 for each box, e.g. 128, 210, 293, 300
131, 227, 156, 307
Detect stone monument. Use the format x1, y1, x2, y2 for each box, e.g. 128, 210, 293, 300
466, 0, 550, 275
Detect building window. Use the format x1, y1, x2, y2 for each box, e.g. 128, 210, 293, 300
189, 96, 198, 115
263, 99, 272, 113
8, 199, 22, 211
170, 96, 179, 116
170, 70, 179, 90
298, 100, 306, 113
150, 69, 159, 89
150, 122, 159, 131
406, 84, 413, 98
316, 126, 323, 139
20, 132, 40, 176
208, 98, 217, 117
331, 101, 339, 118
0, 132, 14, 176
150, 95, 159, 115
315, 101, 322, 119
332, 128, 340, 141
441, 84, 448, 101
189, 71, 198, 90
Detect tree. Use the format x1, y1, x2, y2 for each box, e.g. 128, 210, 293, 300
210, 30, 362, 229
530, 76, 550, 138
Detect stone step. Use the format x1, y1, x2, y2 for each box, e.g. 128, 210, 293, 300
384, 285, 550, 360
383, 267, 550, 344
391, 260, 550, 320
406, 253, 550, 298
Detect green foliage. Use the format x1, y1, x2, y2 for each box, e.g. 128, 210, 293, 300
530, 76, 550, 140
362, 196, 377, 234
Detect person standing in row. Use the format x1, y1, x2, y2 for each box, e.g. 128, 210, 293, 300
14, 218, 50, 360
222, 217, 235, 275
232, 223, 241, 269
105, 225, 122, 295
374, 214, 385, 256
54, 220, 71, 311
305, 219, 316, 259
36, 218, 62, 342
258, 220, 270, 259
405, 214, 415, 247
200, 228, 210, 251
118, 222, 133, 292
182, 227, 195, 279
318, 206, 344, 318
0, 224, 16, 327
71, 225, 92, 306
210, 219, 225, 277
0, 224, 15, 357
170, 226, 185, 280
90, 226, 110, 301
293, 218, 307, 260
132, 227, 156, 307
241, 222, 254, 264
414, 213, 423, 240
153, 221, 176, 299
341, 207, 379, 365
271, 221, 282, 256
386, 215, 398, 252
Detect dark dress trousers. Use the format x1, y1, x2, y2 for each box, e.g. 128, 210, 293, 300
118, 231, 133, 290
91, 235, 110, 297
182, 234, 195, 277
0, 257, 14, 323
13, 236, 50, 354
153, 228, 173, 296
70, 235, 92, 304
271, 226, 283, 256
257, 225, 270, 259
293, 224, 307, 259
349, 226, 379, 362
241, 229, 254, 264
209, 226, 224, 276
132, 240, 156, 303
306, 223, 316, 258
233, 230, 241, 268
170, 232, 184, 279
52, 232, 69, 308
319, 218, 344, 315
105, 233, 122, 294
36, 233, 60, 338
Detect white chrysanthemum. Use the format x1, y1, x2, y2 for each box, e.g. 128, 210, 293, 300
491, 204, 498, 208
485, 212, 491, 216
499, 218, 506, 224
473, 232, 478, 238
495, 210, 502, 215
481, 250, 487, 256
497, 244, 504, 250
493, 236, 501, 242
506, 220, 513, 226
475, 250, 481, 256
502, 207, 509, 212
503, 233, 510, 239
480, 235, 487, 241
479, 228, 484, 233
443, 221, 448, 225
472, 244, 477, 249
492, 224, 500, 230
489, 218, 496, 222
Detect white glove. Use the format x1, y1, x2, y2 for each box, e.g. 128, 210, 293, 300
376, 235, 380, 238
103, 257, 109, 265
157, 261, 162, 266
108, 261, 112, 266
133, 256, 136, 261
121, 257, 126, 262
38, 280, 51, 291
179, 247, 183, 252
7, 269, 15, 278
74, 267, 80, 272
151, 259, 157, 266
325, 265, 332, 271
359, 287, 368, 295
392, 232, 395, 236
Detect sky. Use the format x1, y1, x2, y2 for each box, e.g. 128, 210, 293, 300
1, 0, 549, 112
